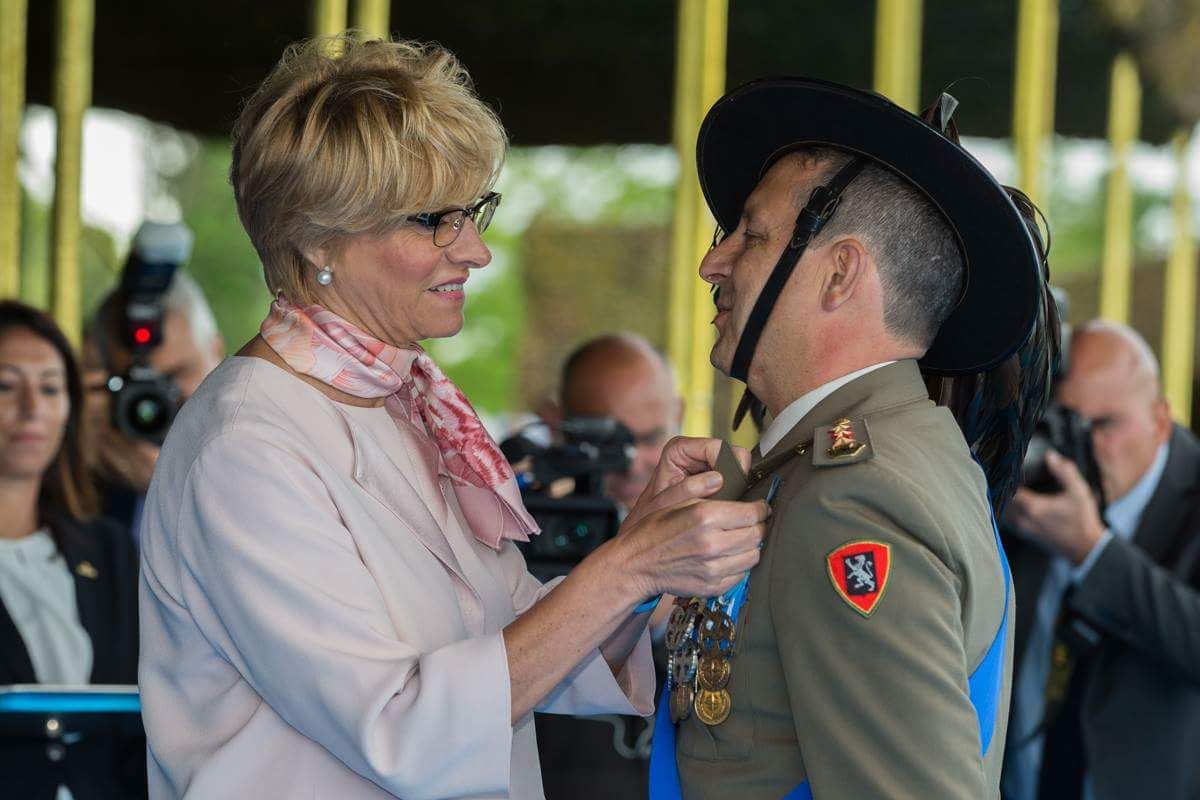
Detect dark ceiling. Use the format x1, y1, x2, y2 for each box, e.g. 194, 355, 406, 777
22, 0, 1183, 145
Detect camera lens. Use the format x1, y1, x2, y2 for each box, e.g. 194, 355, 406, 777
131, 394, 169, 433
111, 371, 180, 446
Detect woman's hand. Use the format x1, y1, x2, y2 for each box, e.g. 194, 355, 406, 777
610, 493, 769, 602
623, 436, 752, 528
502, 437, 762, 721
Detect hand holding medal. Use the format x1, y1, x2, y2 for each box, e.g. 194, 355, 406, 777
663, 450, 782, 729
613, 438, 768, 604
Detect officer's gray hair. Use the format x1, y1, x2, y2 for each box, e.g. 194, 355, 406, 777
785, 147, 964, 349
163, 271, 221, 348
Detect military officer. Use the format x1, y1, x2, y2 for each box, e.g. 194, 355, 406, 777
649, 79, 1051, 799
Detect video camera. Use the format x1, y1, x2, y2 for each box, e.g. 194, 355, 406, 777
501, 417, 635, 579
97, 222, 193, 446
1019, 288, 1106, 506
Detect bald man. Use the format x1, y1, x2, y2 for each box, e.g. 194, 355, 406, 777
1001, 320, 1200, 800
559, 333, 684, 513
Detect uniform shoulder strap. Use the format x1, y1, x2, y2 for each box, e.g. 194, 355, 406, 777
812, 417, 875, 468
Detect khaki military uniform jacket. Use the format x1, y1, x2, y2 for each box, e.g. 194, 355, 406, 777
674, 360, 1013, 799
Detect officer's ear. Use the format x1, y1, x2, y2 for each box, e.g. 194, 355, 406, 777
819, 237, 870, 313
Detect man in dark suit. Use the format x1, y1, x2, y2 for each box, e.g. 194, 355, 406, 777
1003, 320, 1200, 799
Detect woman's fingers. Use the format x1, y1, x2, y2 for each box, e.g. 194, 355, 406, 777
708, 548, 762, 590
707, 523, 766, 556
693, 499, 771, 532
647, 470, 724, 512
624, 495, 771, 597
625, 475, 768, 532
661, 543, 762, 598
661, 436, 724, 475
622, 471, 716, 528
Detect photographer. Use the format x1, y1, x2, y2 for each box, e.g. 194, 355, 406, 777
1002, 320, 1200, 799
83, 223, 224, 543
556, 333, 683, 515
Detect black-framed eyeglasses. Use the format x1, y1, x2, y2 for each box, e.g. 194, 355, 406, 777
407, 191, 502, 247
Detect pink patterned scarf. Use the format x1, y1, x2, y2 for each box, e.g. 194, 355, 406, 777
260, 297, 538, 550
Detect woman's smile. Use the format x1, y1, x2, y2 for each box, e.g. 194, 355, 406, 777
428, 278, 467, 301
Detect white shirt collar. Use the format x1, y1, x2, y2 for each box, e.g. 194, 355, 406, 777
1105, 441, 1170, 541
758, 362, 896, 456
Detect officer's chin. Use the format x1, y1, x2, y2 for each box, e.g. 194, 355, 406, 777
709, 340, 734, 376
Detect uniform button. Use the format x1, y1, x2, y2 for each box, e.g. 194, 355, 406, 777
45, 718, 61, 737
45, 743, 65, 762
752, 471, 764, 482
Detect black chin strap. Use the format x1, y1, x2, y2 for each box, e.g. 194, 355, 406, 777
730, 157, 866, 429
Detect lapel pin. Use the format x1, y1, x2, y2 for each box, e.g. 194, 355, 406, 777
74, 561, 99, 580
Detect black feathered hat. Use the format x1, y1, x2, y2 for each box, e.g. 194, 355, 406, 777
698, 77, 1042, 384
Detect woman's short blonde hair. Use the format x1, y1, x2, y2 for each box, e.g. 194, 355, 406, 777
230, 35, 508, 303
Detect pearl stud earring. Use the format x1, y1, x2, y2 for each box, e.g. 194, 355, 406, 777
316, 266, 334, 286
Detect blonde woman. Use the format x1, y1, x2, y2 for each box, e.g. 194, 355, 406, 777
137, 37, 767, 800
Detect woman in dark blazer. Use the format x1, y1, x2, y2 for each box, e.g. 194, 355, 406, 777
0, 300, 142, 799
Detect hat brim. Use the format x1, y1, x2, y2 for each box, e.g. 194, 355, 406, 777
697, 78, 1041, 375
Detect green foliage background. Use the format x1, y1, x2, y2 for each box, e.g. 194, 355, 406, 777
15, 134, 1191, 419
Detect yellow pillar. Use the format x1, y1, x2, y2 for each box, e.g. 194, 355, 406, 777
1098, 53, 1141, 324
352, 0, 389, 39
0, 0, 26, 298
49, 0, 92, 342
873, 0, 923, 112
1161, 128, 1196, 425
312, 0, 348, 37
667, 0, 727, 437
1012, 0, 1059, 208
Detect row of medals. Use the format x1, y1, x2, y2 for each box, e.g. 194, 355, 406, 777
665, 595, 739, 726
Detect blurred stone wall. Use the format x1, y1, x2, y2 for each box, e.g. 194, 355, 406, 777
1057, 261, 1200, 427
518, 219, 671, 410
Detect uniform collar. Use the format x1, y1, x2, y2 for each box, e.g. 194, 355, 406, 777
758, 362, 895, 455
755, 359, 931, 463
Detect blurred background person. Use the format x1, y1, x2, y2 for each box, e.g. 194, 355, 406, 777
82, 225, 224, 545
555, 333, 683, 514
1002, 320, 1200, 800
0, 300, 143, 800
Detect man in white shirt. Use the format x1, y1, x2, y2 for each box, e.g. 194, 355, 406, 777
1002, 320, 1200, 799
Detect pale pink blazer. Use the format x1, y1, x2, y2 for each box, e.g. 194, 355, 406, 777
138, 357, 655, 799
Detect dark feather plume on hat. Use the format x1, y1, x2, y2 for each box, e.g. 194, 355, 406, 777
924, 186, 1060, 517
915, 97, 1060, 516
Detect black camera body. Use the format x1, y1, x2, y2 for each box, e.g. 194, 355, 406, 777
100, 222, 193, 446
1021, 405, 1104, 503
501, 417, 634, 579
1018, 287, 1106, 508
